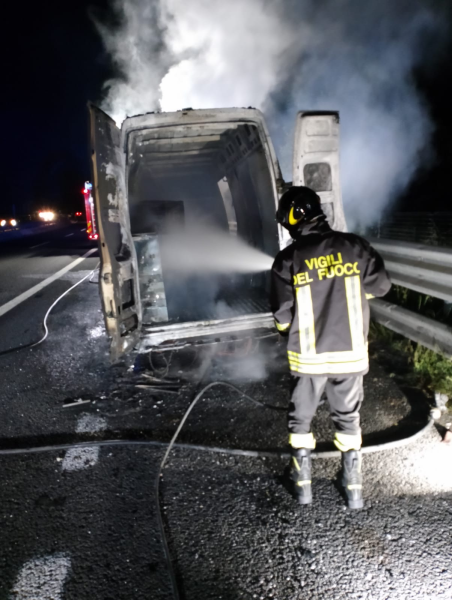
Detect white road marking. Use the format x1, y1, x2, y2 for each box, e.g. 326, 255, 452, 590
29, 241, 49, 249
81, 228, 86, 232
12, 553, 71, 600
62, 447, 101, 470
89, 324, 104, 339
76, 414, 107, 434
0, 248, 96, 318
64, 233, 74, 237
62, 415, 107, 471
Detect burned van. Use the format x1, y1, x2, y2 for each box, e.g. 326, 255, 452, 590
89, 107, 346, 360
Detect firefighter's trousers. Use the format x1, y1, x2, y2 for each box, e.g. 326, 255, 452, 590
288, 375, 363, 451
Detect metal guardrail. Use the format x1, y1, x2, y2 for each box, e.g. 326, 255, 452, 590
368, 238, 452, 303
367, 237, 452, 356
370, 299, 452, 358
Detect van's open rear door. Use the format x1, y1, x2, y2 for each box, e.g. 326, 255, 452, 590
89, 104, 142, 360
293, 112, 346, 232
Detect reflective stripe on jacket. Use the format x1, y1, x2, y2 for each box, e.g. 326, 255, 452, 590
270, 218, 391, 377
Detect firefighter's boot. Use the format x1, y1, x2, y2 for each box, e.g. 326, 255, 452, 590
290, 448, 312, 505
341, 450, 363, 509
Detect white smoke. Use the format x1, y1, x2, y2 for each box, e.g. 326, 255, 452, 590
95, 0, 447, 229
96, 0, 296, 120
159, 0, 299, 112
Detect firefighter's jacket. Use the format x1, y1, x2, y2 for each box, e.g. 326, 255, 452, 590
271, 218, 391, 377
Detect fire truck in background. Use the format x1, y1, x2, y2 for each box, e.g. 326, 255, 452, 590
83, 182, 98, 240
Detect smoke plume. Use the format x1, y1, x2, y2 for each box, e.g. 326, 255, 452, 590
95, 0, 448, 229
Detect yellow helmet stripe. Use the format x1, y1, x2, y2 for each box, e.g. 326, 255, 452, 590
289, 206, 301, 226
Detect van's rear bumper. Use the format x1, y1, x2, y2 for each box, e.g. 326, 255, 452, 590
138, 312, 274, 351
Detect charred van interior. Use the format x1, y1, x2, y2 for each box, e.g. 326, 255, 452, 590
126, 121, 280, 325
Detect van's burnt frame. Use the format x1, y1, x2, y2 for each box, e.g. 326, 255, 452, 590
90, 108, 345, 358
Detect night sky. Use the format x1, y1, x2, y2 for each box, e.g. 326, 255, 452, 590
1, 0, 113, 216
398, 27, 452, 213
1, 0, 451, 217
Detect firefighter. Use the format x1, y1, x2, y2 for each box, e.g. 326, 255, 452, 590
271, 186, 391, 509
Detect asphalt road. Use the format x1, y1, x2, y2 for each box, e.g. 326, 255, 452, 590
0, 228, 451, 600
0, 222, 94, 307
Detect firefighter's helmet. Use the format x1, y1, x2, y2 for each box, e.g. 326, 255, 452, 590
276, 186, 323, 237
